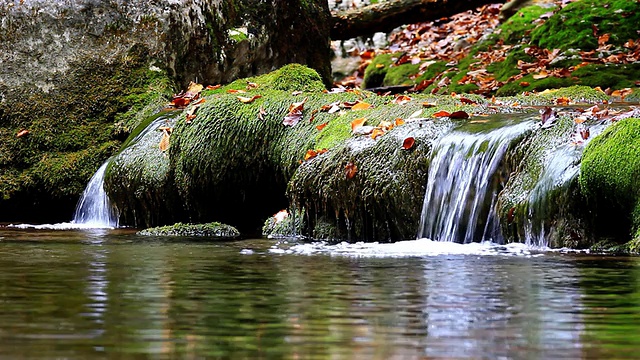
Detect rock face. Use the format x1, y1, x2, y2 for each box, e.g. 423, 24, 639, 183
0, 0, 331, 223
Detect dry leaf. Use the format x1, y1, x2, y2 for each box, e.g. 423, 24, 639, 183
316, 122, 329, 131
258, 107, 267, 120
351, 118, 367, 131
345, 162, 357, 179
246, 81, 259, 90
422, 102, 436, 108
205, 84, 221, 90
16, 129, 29, 138
371, 128, 385, 139
237, 95, 262, 103
159, 130, 170, 151
393, 95, 412, 105
402, 137, 415, 150
432, 110, 451, 117
395, 118, 405, 126
449, 110, 470, 119
351, 101, 373, 111
304, 149, 318, 161
283, 111, 303, 126
227, 89, 247, 94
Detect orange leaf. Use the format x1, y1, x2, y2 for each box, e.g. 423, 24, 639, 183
371, 128, 385, 140
519, 81, 530, 87
205, 84, 221, 90
598, 33, 610, 46
393, 95, 412, 105
227, 89, 246, 94
316, 122, 329, 131
402, 137, 415, 150
449, 110, 470, 119
351, 117, 367, 131
532, 70, 549, 80
246, 81, 259, 90
394, 118, 405, 126
345, 161, 357, 179
16, 129, 29, 138
555, 97, 571, 105
351, 101, 373, 111
459, 97, 477, 105
191, 98, 206, 106
170, 97, 190, 108
237, 95, 262, 103
422, 102, 436, 108
432, 110, 451, 118
304, 149, 318, 161
289, 97, 308, 113
611, 88, 633, 100
159, 131, 170, 152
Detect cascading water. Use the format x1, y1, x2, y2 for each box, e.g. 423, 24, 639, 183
72, 161, 118, 228
418, 120, 533, 243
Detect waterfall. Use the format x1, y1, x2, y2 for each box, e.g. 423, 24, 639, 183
72, 161, 118, 228
418, 120, 533, 243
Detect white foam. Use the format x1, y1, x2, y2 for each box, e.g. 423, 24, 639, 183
270, 238, 547, 258
7, 222, 114, 230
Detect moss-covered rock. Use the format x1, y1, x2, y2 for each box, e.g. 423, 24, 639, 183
138, 222, 240, 239
580, 117, 640, 242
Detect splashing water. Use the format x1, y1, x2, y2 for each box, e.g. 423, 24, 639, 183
418, 120, 533, 243
72, 161, 118, 228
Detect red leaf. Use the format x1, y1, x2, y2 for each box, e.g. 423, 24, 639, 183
402, 137, 415, 150
345, 162, 358, 179
449, 110, 470, 119
316, 122, 328, 131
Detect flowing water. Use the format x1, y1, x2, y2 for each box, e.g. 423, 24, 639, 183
72, 162, 118, 228
418, 117, 534, 243
1, 228, 640, 359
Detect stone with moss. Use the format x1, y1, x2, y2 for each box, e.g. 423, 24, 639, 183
580, 117, 640, 243
138, 222, 240, 239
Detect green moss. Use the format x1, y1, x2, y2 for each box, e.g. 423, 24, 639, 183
496, 6, 553, 45
580, 117, 640, 241
572, 63, 640, 90
362, 54, 394, 88
138, 222, 240, 238
530, 0, 640, 51
415, 61, 448, 83
267, 63, 326, 92
581, 118, 640, 204
383, 63, 420, 86
488, 47, 535, 82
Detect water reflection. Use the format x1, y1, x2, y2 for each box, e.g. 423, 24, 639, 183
0, 230, 639, 358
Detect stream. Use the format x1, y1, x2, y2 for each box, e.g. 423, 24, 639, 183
0, 228, 639, 358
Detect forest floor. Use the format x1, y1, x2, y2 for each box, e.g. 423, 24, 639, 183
332, 0, 640, 98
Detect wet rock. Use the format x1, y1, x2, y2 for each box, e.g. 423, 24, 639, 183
138, 222, 240, 239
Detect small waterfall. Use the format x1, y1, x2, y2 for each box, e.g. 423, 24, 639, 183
418, 121, 532, 243
72, 161, 118, 228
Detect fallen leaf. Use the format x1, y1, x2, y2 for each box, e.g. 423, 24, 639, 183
291, 90, 303, 96
227, 89, 247, 94
246, 81, 259, 90
432, 110, 451, 117
351, 101, 373, 110
289, 97, 308, 113
402, 137, 415, 150
159, 130, 170, 151
422, 102, 436, 108
598, 33, 610, 46
237, 95, 262, 103
316, 122, 329, 131
170, 97, 190, 108
345, 161, 357, 179
205, 84, 221, 90
520, 81, 530, 87
395, 118, 405, 126
580, 127, 590, 140
611, 88, 633, 100
376, 63, 385, 69
459, 97, 477, 105
351, 118, 367, 131
555, 97, 571, 105
371, 128, 385, 139
469, 120, 490, 124
449, 110, 470, 119
304, 149, 318, 161
540, 106, 557, 128
283, 110, 303, 126
393, 95, 412, 105
16, 129, 29, 138
274, 209, 288, 223
258, 107, 267, 120
533, 70, 549, 79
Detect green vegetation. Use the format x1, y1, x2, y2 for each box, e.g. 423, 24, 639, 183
138, 222, 240, 238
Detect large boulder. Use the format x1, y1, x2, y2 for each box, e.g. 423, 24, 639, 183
0, 0, 332, 223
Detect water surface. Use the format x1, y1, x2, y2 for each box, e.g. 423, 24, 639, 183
0, 227, 639, 359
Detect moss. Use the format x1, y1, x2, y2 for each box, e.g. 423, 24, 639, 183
362, 54, 394, 89
530, 0, 640, 51
571, 63, 640, 90
266, 63, 326, 92
580, 117, 640, 242
262, 208, 305, 238
495, 6, 554, 45
383, 63, 420, 86
487, 47, 535, 82
415, 61, 448, 83
138, 222, 240, 238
